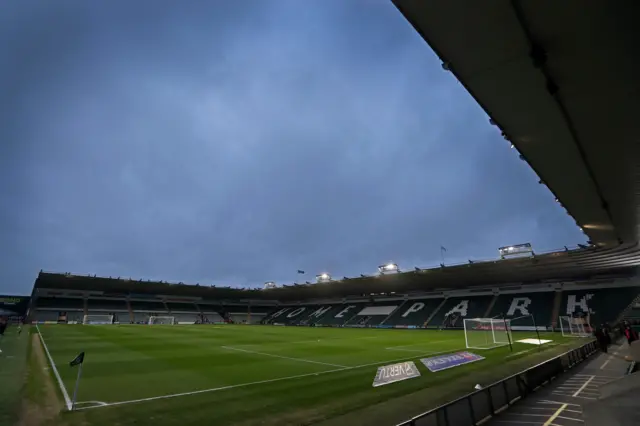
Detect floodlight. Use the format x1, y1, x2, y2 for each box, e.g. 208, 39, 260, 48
316, 273, 331, 283
498, 243, 533, 259
378, 263, 399, 274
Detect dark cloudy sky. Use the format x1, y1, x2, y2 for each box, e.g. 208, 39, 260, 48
0, 0, 586, 295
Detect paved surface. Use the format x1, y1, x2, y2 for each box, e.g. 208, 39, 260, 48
486, 342, 630, 426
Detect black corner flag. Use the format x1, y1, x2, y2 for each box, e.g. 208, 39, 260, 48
69, 352, 85, 410
70, 352, 85, 367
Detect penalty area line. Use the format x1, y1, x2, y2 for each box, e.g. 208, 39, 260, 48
74, 348, 463, 411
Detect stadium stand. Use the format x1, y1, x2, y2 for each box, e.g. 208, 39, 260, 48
166, 302, 199, 312
35, 296, 83, 310
559, 286, 640, 326
317, 303, 368, 326
29, 272, 640, 334
343, 300, 404, 327
87, 298, 128, 312
384, 298, 445, 327
487, 290, 556, 329
129, 300, 168, 312
427, 295, 494, 328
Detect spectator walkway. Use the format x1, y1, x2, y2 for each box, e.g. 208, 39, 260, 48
486, 342, 630, 426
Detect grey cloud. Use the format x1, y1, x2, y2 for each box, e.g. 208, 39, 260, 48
0, 1, 585, 294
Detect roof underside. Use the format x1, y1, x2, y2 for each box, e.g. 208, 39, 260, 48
393, 0, 640, 248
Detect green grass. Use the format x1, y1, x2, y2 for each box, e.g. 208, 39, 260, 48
33, 324, 580, 426
0, 326, 29, 425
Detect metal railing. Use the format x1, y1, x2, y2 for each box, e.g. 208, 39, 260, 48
396, 340, 598, 426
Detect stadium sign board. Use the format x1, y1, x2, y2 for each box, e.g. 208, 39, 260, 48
372, 361, 420, 387
420, 352, 484, 373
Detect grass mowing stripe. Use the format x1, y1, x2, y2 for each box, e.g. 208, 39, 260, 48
36, 324, 73, 410
73, 347, 463, 411
220, 345, 348, 368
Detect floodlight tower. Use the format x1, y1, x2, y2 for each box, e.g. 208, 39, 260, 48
316, 273, 332, 283
378, 263, 400, 275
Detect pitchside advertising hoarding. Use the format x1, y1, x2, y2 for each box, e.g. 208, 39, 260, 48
420, 352, 485, 372
372, 361, 421, 387
372, 352, 485, 386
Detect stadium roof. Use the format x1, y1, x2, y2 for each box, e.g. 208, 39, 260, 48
35, 244, 640, 302
393, 0, 640, 248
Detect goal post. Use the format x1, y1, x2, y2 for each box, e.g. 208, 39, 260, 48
83, 315, 114, 325
559, 316, 589, 337
148, 316, 175, 325
464, 318, 513, 350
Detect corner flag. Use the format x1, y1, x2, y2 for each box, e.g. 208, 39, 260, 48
69, 352, 85, 367
69, 352, 85, 410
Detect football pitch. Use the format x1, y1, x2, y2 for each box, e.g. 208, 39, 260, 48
34, 324, 580, 426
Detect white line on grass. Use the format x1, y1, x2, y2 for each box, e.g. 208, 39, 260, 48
36, 324, 73, 411
220, 346, 348, 368
385, 348, 427, 353
74, 348, 462, 411
279, 336, 379, 345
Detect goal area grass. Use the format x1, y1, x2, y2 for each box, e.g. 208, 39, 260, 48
26, 324, 585, 426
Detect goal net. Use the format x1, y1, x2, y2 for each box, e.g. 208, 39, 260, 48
559, 316, 590, 337
148, 316, 175, 325
464, 318, 512, 350
83, 315, 114, 325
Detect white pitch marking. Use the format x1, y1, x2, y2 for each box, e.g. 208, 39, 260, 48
73, 401, 108, 407
220, 346, 347, 368
572, 375, 595, 397
73, 348, 462, 411
287, 336, 379, 344
385, 347, 428, 353
385, 340, 456, 350
36, 324, 72, 411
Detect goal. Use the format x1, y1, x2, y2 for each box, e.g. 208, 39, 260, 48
464, 318, 513, 350
559, 316, 590, 337
83, 315, 114, 325
148, 316, 175, 325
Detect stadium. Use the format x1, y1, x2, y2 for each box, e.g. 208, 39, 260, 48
2, 2, 640, 426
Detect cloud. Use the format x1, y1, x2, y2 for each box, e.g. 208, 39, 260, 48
0, 1, 585, 294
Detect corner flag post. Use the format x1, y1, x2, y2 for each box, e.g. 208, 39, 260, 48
69, 352, 85, 410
